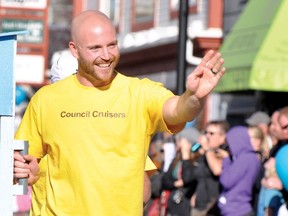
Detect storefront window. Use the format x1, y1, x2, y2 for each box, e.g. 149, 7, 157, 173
132, 0, 154, 32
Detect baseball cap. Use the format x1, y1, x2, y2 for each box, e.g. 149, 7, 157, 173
245, 111, 271, 126
175, 127, 200, 144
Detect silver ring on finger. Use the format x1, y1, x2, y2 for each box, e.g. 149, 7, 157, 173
211, 68, 218, 74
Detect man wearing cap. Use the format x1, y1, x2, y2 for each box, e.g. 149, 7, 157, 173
246, 111, 271, 134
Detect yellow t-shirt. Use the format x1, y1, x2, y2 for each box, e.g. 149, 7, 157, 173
15, 73, 173, 216
29, 156, 156, 216
26, 112, 157, 216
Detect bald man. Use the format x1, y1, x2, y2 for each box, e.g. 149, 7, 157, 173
27, 51, 156, 215
14, 10, 225, 215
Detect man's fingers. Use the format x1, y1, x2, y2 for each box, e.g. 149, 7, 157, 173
201, 50, 223, 70
14, 163, 30, 179
14, 168, 29, 178
201, 50, 215, 68
211, 57, 224, 74
215, 67, 226, 78
14, 151, 26, 162
23, 154, 35, 163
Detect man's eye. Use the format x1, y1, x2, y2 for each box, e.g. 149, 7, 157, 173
89, 46, 100, 51
108, 44, 117, 48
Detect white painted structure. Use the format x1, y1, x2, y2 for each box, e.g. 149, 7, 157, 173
0, 31, 28, 216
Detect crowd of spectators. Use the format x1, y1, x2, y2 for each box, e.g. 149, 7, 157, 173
145, 108, 288, 216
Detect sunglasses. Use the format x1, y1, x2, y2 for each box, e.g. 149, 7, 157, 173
204, 131, 217, 136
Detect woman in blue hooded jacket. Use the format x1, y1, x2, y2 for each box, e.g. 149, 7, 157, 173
217, 126, 262, 216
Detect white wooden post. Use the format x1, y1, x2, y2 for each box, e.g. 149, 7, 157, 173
0, 31, 28, 216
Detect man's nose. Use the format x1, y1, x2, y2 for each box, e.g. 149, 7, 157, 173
100, 47, 110, 60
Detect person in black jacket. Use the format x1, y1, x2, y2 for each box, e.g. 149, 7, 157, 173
161, 127, 200, 216
181, 120, 229, 216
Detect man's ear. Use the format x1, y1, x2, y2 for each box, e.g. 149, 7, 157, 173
69, 41, 79, 59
